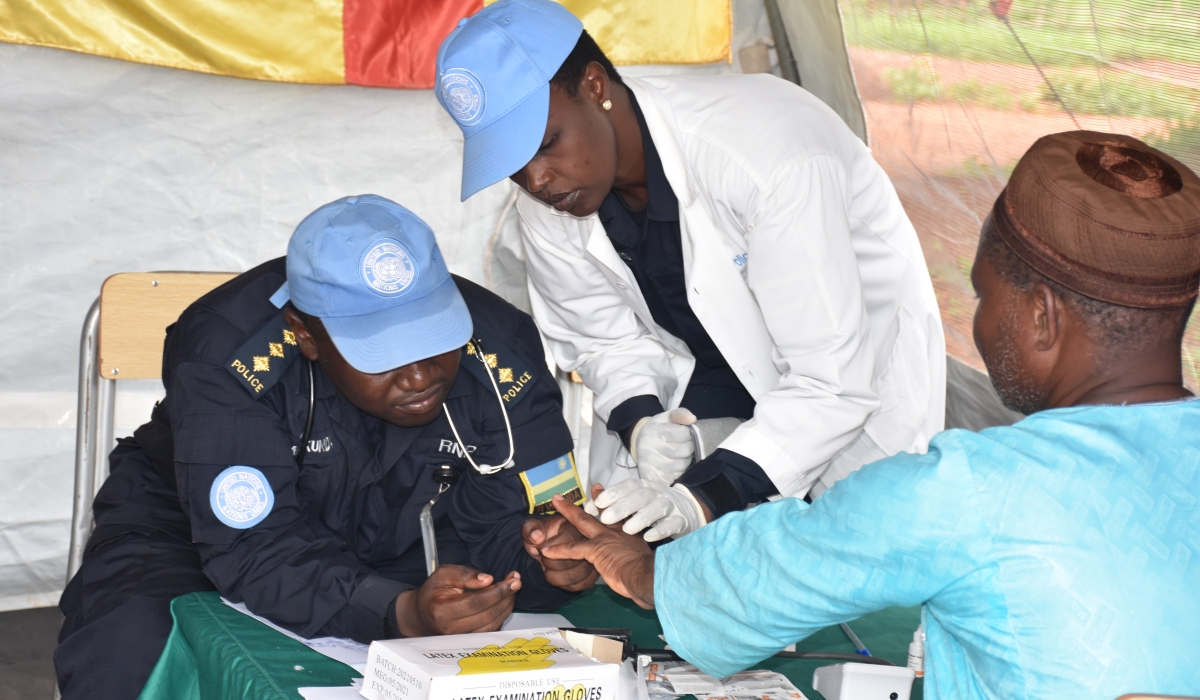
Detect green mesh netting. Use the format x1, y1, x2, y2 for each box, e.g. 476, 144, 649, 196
837, 0, 1200, 385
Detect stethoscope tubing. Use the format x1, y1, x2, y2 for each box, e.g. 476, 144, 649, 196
445, 342, 515, 475
295, 359, 316, 467
294, 345, 515, 476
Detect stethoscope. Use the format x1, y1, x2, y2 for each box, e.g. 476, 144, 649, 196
294, 340, 515, 473
295, 359, 317, 467
293, 345, 516, 575
421, 341, 518, 574
443, 339, 515, 475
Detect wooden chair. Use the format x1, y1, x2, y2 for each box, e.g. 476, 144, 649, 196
68, 272, 236, 584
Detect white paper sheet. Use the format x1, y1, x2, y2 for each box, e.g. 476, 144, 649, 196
643, 662, 807, 700
298, 688, 362, 700
221, 598, 573, 674
298, 678, 363, 699
221, 598, 371, 671
665, 671, 724, 695
501, 612, 572, 631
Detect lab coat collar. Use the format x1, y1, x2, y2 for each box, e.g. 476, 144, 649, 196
623, 78, 697, 208
595, 91, 678, 244
633, 90, 680, 224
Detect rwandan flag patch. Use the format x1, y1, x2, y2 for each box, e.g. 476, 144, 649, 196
519, 453, 585, 515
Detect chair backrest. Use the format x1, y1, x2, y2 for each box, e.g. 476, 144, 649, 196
98, 272, 237, 379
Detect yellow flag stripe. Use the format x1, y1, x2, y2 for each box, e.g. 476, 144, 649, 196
486, 0, 731, 66
565, 0, 730, 65
0, 0, 344, 84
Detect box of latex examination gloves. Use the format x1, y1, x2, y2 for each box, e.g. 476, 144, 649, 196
360, 628, 620, 700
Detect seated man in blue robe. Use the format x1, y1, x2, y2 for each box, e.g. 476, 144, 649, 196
530, 131, 1200, 699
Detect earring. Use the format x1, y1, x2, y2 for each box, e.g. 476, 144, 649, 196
602, 99, 613, 111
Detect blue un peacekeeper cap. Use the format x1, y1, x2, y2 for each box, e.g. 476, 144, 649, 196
436, 0, 584, 201
270, 195, 473, 374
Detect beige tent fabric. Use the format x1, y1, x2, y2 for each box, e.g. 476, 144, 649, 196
777, 0, 869, 143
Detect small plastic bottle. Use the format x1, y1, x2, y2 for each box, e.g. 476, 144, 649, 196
907, 624, 925, 678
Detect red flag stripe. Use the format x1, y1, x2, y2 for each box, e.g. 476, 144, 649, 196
344, 0, 481, 89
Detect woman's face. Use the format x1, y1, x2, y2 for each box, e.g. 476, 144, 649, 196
510, 66, 618, 218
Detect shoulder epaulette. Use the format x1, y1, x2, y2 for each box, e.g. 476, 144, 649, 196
224, 314, 302, 399
461, 336, 539, 408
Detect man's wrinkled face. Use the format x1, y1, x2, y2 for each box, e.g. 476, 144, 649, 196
509, 84, 618, 218
971, 248, 1049, 415
284, 309, 461, 428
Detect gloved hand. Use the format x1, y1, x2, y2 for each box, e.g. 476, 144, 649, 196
594, 478, 708, 542
628, 408, 697, 484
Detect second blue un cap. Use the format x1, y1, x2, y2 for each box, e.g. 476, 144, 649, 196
436, 0, 583, 201
270, 195, 473, 373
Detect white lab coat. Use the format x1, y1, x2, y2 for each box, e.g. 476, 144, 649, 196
517, 74, 946, 498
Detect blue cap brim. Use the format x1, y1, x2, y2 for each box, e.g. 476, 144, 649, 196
270, 282, 290, 308
459, 82, 549, 201
319, 276, 474, 374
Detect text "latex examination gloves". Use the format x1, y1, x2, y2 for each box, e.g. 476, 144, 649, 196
629, 408, 697, 484
595, 478, 707, 542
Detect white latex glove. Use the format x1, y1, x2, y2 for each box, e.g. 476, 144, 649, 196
628, 408, 697, 484
594, 478, 707, 542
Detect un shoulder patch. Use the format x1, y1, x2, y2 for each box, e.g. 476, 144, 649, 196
461, 337, 538, 408
209, 466, 274, 529
519, 453, 585, 515
225, 314, 302, 399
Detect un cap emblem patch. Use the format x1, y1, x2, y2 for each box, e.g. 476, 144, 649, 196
361, 238, 417, 296
209, 466, 275, 529
440, 69, 486, 127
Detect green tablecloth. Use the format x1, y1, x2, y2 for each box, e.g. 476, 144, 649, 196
140, 588, 923, 700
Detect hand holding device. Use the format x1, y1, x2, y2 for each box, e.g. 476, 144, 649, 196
396, 565, 520, 637
522, 515, 600, 591
629, 408, 697, 483
594, 478, 708, 542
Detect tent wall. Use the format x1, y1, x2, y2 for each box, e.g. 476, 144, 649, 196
0, 42, 515, 610
774, 0, 868, 142
0, 0, 781, 612
0, 0, 1016, 613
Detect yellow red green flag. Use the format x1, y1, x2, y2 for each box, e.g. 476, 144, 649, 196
0, 0, 730, 88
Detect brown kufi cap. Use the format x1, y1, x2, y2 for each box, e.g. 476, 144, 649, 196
992, 130, 1200, 308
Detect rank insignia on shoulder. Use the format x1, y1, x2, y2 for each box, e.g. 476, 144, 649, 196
225, 314, 302, 398
462, 337, 538, 408
519, 452, 585, 515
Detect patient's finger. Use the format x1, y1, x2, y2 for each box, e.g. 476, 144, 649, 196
551, 495, 610, 539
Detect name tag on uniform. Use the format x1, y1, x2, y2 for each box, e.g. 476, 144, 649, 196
519, 453, 585, 515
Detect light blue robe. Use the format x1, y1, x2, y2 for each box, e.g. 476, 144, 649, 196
654, 400, 1200, 699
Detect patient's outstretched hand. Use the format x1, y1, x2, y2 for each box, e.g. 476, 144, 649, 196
541, 494, 657, 609
521, 515, 600, 592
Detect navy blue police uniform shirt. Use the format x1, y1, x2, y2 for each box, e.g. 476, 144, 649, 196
108, 258, 581, 643
596, 92, 777, 517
